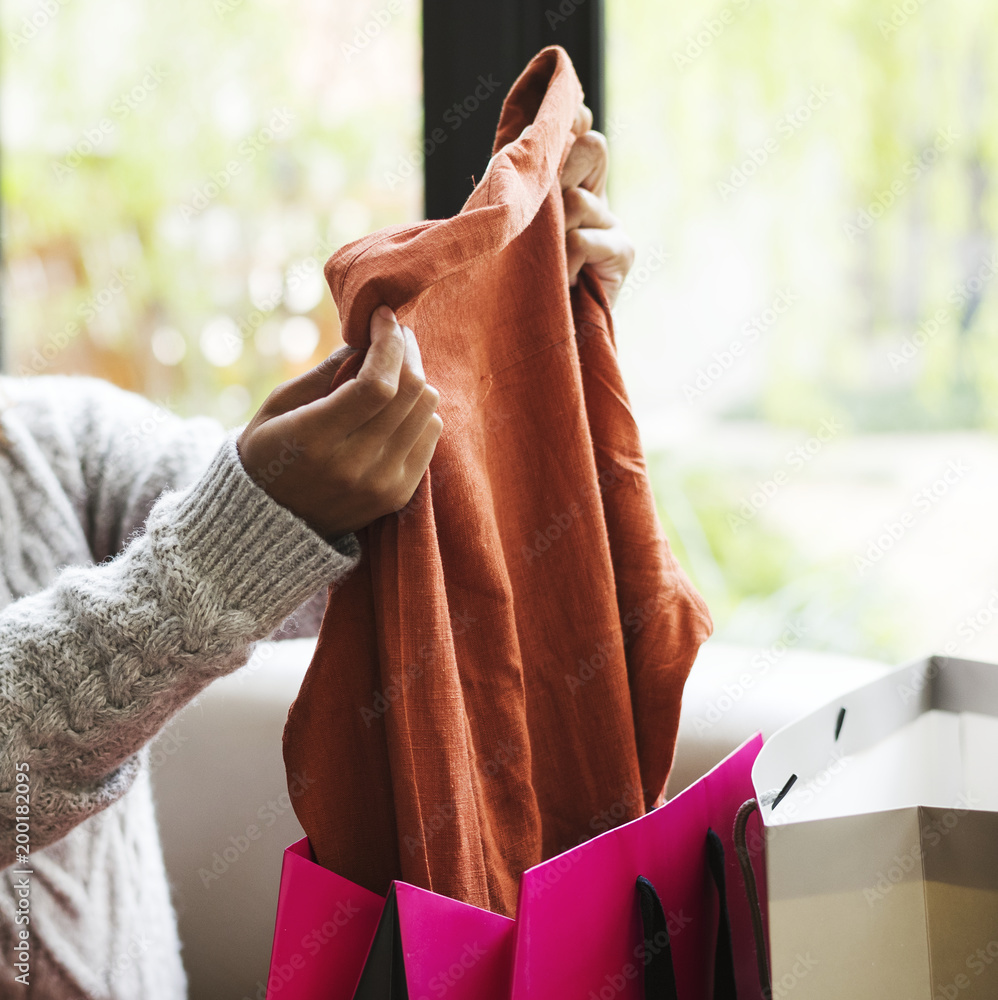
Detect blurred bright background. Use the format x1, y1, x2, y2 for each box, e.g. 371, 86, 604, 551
3, 0, 998, 666
1, 0, 422, 420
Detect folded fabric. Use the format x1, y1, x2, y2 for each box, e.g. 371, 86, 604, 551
282, 44, 713, 917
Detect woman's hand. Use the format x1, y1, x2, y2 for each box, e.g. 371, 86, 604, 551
560, 104, 635, 308
237, 305, 442, 541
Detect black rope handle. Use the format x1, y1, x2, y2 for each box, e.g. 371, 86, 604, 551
705, 829, 737, 999
636, 875, 680, 1000
637, 828, 740, 1000
733, 800, 771, 998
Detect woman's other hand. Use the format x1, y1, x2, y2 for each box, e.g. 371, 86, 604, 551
560, 103, 636, 308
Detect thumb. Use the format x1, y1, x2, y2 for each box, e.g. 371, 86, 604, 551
261, 344, 359, 417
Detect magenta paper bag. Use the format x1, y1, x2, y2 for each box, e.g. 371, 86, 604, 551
266, 839, 513, 1000
266, 838, 383, 1000
512, 734, 765, 1000
351, 883, 515, 1000
265, 736, 765, 1000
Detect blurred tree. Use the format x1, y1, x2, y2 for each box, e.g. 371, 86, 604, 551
1, 0, 422, 423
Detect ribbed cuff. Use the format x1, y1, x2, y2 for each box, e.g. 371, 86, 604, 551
150, 431, 361, 634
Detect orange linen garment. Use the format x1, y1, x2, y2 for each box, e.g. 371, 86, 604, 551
283, 45, 713, 918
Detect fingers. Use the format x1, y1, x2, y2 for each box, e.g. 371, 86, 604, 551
240, 301, 447, 539
261, 343, 358, 415
401, 410, 444, 495
382, 381, 441, 466
559, 130, 608, 198
325, 343, 359, 374
306, 305, 407, 435
355, 304, 407, 400
350, 324, 432, 441
560, 115, 628, 305
571, 103, 593, 137
563, 185, 616, 233
566, 225, 635, 289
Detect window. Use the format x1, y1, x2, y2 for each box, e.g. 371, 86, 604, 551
1, 0, 421, 423
607, 0, 998, 662
5, 0, 996, 665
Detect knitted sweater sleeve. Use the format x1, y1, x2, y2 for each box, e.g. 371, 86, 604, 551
45, 376, 336, 637
0, 376, 361, 868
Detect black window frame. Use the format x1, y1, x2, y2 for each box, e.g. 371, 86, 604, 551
422, 0, 605, 220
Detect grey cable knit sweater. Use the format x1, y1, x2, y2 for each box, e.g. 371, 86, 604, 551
0, 374, 362, 999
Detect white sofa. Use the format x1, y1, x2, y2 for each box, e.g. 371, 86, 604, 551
150, 637, 890, 999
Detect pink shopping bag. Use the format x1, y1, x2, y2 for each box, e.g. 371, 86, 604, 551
265, 736, 766, 1000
